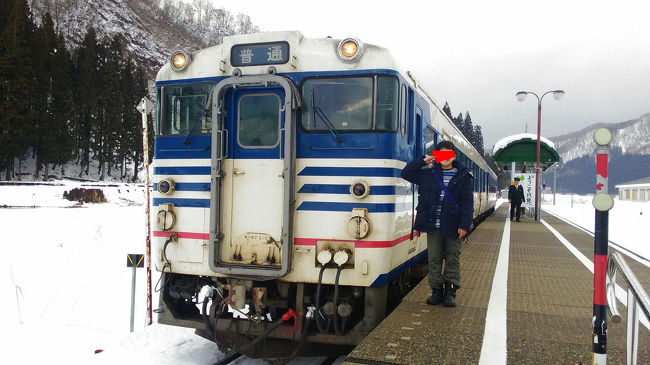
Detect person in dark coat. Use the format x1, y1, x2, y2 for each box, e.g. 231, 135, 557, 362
400, 140, 474, 307
508, 177, 525, 221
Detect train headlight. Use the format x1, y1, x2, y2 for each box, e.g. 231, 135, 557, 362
157, 179, 175, 195
337, 37, 364, 63
350, 181, 370, 199
170, 50, 191, 71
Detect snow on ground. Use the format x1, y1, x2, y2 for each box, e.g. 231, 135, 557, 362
1, 183, 648, 364
542, 193, 650, 263
0, 181, 226, 364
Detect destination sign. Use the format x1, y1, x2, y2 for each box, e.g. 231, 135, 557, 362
231, 41, 290, 67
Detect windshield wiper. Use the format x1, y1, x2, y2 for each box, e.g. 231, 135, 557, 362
311, 90, 343, 143
183, 112, 207, 145
184, 88, 215, 145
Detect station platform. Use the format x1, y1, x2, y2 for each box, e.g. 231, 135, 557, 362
344, 204, 650, 364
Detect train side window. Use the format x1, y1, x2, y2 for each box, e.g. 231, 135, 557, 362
483, 171, 488, 191
400, 85, 407, 136
155, 88, 161, 135
407, 90, 414, 144
472, 163, 479, 191
425, 127, 435, 155
376, 76, 399, 131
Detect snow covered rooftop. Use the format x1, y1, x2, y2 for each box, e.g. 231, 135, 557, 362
615, 176, 650, 188
492, 133, 555, 155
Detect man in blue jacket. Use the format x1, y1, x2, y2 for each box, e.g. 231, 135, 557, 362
401, 140, 474, 307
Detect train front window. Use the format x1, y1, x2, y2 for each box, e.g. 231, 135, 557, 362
302, 77, 372, 131
159, 83, 212, 135
301, 75, 400, 132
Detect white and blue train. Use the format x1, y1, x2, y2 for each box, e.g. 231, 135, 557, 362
151, 31, 497, 356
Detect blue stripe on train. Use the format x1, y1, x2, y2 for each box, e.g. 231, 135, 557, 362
297, 166, 402, 177
153, 182, 211, 192
152, 198, 210, 208
370, 249, 428, 287
298, 184, 410, 195
154, 166, 211, 175
153, 133, 404, 160
297, 201, 411, 213
154, 135, 212, 159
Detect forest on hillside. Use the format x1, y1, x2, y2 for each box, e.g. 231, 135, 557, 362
1, 0, 150, 181
2, 0, 494, 183
1, 0, 261, 182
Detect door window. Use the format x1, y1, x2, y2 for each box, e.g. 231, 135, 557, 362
237, 94, 281, 148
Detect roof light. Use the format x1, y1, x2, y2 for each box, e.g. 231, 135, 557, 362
337, 37, 364, 63
170, 50, 191, 71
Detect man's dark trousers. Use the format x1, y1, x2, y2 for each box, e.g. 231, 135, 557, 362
510, 202, 522, 220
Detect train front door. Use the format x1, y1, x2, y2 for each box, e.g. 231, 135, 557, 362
229, 87, 285, 263
209, 75, 297, 277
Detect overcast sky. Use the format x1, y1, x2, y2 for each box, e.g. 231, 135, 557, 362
217, 0, 650, 150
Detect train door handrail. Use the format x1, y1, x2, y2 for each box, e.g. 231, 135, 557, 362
606, 251, 650, 365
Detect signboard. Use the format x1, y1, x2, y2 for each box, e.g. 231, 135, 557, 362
127, 254, 144, 268
231, 41, 290, 67
136, 98, 153, 115
519, 173, 536, 210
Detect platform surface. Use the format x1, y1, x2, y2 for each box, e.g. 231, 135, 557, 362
345, 204, 650, 364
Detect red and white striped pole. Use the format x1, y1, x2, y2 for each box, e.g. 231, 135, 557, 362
592, 128, 614, 365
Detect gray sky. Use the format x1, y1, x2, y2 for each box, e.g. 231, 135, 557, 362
219, 0, 650, 150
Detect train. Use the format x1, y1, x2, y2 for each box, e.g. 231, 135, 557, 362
151, 31, 497, 357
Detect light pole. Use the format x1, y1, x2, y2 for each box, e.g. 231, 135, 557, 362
516, 89, 565, 221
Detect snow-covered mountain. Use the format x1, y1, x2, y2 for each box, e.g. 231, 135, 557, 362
550, 112, 650, 164
30, 0, 258, 76
545, 112, 650, 194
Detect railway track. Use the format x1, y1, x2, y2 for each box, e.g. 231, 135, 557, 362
214, 354, 344, 365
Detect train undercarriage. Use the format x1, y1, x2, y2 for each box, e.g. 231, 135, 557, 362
156, 259, 427, 358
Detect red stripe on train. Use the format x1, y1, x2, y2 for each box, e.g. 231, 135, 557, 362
153, 231, 210, 240
153, 231, 420, 249
295, 233, 417, 248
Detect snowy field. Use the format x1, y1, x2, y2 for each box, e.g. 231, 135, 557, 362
1, 182, 648, 364
541, 193, 650, 264
0, 181, 226, 364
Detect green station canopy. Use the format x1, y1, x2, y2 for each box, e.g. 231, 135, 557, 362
492, 133, 559, 172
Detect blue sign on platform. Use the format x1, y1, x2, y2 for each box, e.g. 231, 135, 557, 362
231, 41, 290, 67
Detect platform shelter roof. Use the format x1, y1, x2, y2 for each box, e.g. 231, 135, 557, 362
492, 133, 559, 172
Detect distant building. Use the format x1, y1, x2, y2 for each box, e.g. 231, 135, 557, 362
615, 177, 650, 201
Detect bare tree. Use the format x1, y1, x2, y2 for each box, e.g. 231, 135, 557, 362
235, 13, 258, 34
192, 0, 208, 25
213, 7, 233, 32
